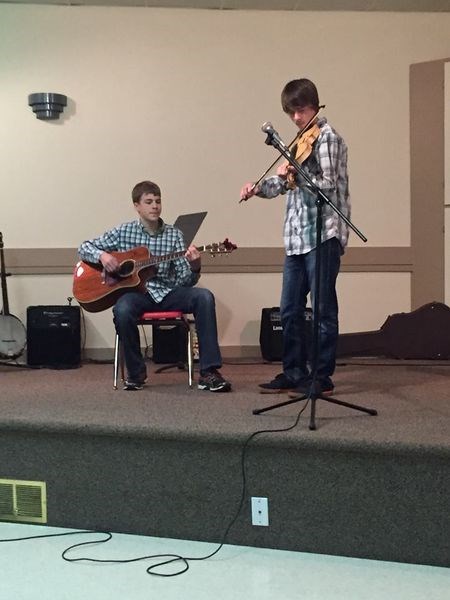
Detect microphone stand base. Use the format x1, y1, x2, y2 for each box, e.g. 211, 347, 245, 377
253, 389, 377, 431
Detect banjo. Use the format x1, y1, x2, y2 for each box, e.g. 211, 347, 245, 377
0, 232, 26, 359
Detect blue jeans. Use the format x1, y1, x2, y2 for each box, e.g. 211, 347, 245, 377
280, 237, 342, 384
113, 287, 222, 381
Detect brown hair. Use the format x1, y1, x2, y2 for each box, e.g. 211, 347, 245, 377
131, 180, 161, 203
281, 79, 319, 114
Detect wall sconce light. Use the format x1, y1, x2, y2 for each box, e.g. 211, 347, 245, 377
28, 93, 68, 120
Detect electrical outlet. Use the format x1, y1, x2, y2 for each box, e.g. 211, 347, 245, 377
251, 496, 269, 526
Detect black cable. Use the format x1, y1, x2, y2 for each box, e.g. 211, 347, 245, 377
0, 530, 112, 544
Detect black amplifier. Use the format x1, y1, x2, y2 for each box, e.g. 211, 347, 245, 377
27, 305, 81, 368
152, 323, 188, 364
259, 307, 313, 362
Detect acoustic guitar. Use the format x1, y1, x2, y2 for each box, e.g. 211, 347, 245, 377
73, 239, 237, 313
0, 232, 27, 359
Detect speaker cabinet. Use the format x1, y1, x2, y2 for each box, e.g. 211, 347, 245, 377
27, 305, 81, 367
260, 307, 283, 361
259, 307, 313, 362
152, 323, 188, 364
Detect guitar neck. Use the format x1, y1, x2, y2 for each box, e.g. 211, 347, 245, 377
136, 245, 209, 269
0, 232, 10, 315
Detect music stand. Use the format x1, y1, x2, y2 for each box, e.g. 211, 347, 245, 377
252, 125, 377, 430
173, 212, 208, 246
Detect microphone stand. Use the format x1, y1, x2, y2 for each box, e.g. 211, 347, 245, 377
253, 127, 377, 430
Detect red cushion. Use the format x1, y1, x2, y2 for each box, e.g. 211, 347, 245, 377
139, 311, 184, 321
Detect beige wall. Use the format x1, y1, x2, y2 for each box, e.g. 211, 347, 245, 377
1, 6, 449, 354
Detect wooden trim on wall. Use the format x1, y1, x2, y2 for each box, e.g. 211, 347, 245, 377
4, 246, 412, 276
4, 248, 78, 275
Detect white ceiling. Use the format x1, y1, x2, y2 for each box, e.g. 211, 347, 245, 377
1, 0, 450, 11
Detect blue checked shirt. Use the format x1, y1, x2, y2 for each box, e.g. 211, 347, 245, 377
78, 219, 200, 302
257, 117, 351, 255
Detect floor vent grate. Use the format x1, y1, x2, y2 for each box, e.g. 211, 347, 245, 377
0, 479, 47, 523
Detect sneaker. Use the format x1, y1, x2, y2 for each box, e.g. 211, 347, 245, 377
123, 369, 147, 391
123, 379, 145, 391
198, 369, 231, 393
259, 373, 297, 394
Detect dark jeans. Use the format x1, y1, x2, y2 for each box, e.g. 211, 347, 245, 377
113, 287, 222, 381
280, 237, 342, 384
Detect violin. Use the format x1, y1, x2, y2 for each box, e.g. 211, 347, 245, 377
294, 121, 320, 163
285, 121, 320, 189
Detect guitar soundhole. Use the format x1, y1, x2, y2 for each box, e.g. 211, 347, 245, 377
118, 260, 135, 278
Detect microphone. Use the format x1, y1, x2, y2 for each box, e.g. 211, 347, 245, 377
261, 121, 275, 134
261, 122, 289, 152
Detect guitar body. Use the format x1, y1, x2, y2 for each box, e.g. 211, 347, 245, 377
73, 247, 156, 313
0, 313, 27, 359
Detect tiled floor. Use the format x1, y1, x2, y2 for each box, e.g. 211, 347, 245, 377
1, 523, 449, 599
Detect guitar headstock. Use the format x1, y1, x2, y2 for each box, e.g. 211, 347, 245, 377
205, 238, 237, 255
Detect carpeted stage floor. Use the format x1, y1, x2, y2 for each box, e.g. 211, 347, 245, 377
1, 358, 449, 568
1, 359, 449, 447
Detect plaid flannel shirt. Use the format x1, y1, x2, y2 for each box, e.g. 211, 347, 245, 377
257, 117, 351, 255
78, 219, 200, 302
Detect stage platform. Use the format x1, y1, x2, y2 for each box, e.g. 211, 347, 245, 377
0, 359, 449, 568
